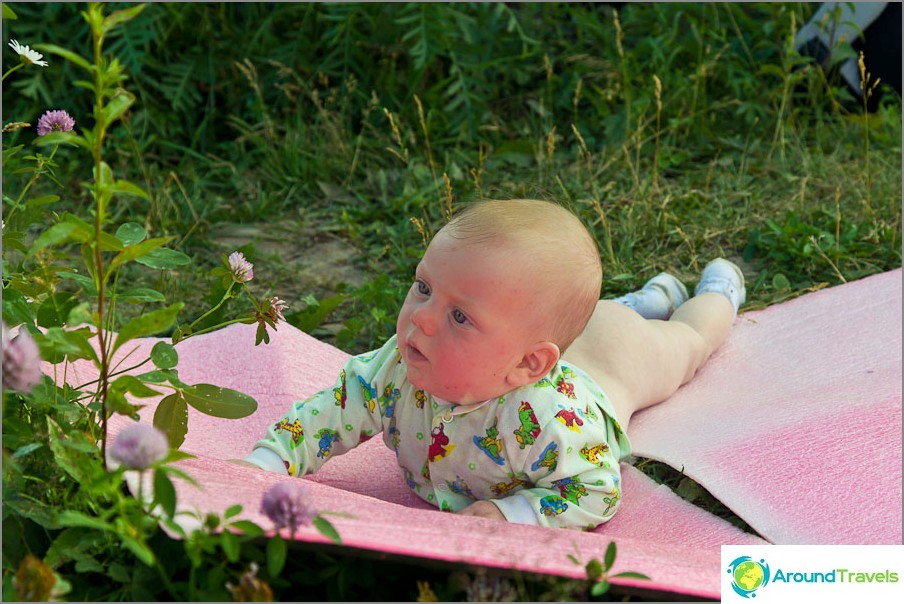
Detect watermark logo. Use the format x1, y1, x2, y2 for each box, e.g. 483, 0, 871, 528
726, 556, 771, 598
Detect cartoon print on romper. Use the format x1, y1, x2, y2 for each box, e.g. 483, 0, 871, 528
602, 476, 621, 516
513, 401, 542, 448
388, 425, 401, 456
380, 383, 400, 418
448, 476, 476, 499
580, 442, 611, 467
491, 473, 531, 497
402, 466, 419, 491
540, 495, 568, 517
555, 406, 584, 432
531, 441, 559, 473
315, 428, 341, 459
333, 369, 347, 408
555, 367, 577, 399
274, 418, 304, 447
415, 390, 428, 409
358, 375, 378, 413
428, 422, 455, 462
551, 476, 587, 505
473, 419, 505, 465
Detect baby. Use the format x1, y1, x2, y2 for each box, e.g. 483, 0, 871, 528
243, 199, 744, 530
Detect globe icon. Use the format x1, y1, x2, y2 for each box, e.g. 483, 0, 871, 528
733, 560, 764, 592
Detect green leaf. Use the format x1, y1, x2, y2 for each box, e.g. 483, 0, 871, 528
115, 288, 166, 303
153, 469, 177, 519
3, 3, 18, 19
101, 89, 136, 126
135, 247, 192, 270
585, 558, 603, 582
115, 222, 147, 246
34, 43, 92, 72
224, 504, 242, 519
108, 237, 172, 274
29, 222, 86, 253
153, 393, 188, 449
2, 287, 36, 324
110, 179, 149, 199
119, 534, 156, 567
112, 302, 183, 353
611, 571, 651, 580
151, 341, 178, 369
289, 293, 347, 333
772, 273, 791, 291
313, 516, 342, 545
590, 580, 610, 597
182, 384, 257, 419
25, 194, 61, 208
33, 131, 92, 151
56, 510, 112, 532
604, 541, 617, 571
138, 369, 191, 389
110, 374, 162, 398
228, 520, 264, 537
220, 530, 240, 563
267, 535, 287, 577
36, 327, 97, 364
36, 292, 79, 328
101, 3, 146, 36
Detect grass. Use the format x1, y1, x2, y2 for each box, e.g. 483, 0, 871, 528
3, 1, 902, 600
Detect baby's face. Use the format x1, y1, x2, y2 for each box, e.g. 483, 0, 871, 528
396, 231, 542, 404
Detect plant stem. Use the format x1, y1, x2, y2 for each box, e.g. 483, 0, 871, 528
91, 21, 112, 471
4, 145, 59, 225
1, 62, 24, 81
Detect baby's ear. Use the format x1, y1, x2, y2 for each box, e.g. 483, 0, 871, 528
508, 341, 560, 388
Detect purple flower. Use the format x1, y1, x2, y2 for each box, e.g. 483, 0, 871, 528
260, 481, 315, 534
267, 297, 288, 323
228, 251, 254, 283
36, 110, 75, 136
109, 424, 170, 470
1, 322, 43, 394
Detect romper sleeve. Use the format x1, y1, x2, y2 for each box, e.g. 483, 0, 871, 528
494, 412, 625, 531
246, 336, 401, 477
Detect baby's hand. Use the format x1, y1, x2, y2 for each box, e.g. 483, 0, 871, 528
457, 500, 506, 521
226, 458, 260, 469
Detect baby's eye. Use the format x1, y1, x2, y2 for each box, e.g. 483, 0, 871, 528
451, 309, 469, 325
415, 279, 430, 296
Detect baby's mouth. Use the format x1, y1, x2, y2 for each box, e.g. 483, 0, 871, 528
406, 342, 427, 363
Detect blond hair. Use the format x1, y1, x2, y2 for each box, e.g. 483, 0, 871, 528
440, 199, 602, 352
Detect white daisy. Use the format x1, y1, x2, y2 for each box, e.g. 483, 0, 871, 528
8, 39, 48, 67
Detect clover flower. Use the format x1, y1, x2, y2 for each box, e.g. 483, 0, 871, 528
260, 481, 315, 535
2, 322, 43, 394
108, 424, 170, 470
266, 297, 288, 323
8, 39, 48, 67
36, 110, 75, 136
228, 251, 254, 283
225, 562, 274, 602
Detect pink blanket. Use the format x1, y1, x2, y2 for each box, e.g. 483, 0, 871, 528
47, 269, 902, 598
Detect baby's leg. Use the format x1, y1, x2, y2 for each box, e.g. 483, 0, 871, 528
564, 260, 743, 431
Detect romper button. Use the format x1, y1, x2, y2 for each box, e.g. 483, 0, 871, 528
442, 410, 454, 423
436, 483, 449, 492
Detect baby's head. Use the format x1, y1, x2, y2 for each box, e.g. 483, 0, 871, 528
396, 199, 602, 404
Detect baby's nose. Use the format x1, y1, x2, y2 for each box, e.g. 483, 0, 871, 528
411, 305, 437, 336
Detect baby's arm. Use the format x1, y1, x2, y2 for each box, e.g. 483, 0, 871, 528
457, 500, 506, 521
246, 340, 398, 476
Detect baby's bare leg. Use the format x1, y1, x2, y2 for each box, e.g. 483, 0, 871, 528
563, 293, 735, 431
